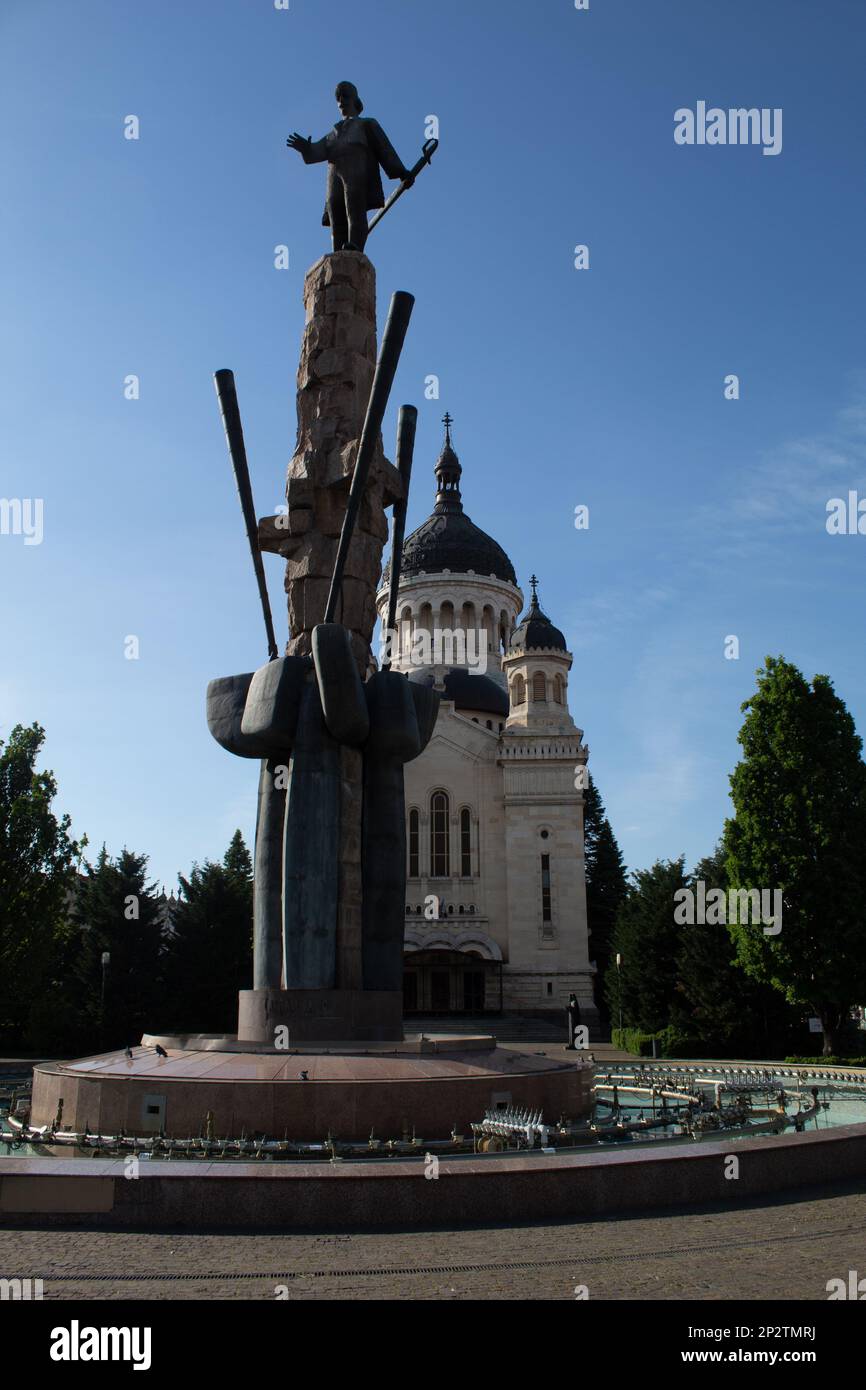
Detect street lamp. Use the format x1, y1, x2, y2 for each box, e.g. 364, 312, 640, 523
100, 952, 110, 1049
615, 953, 623, 1036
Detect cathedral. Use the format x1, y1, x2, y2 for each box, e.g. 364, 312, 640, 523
376, 417, 598, 1026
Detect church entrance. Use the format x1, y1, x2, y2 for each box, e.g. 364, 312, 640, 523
463, 969, 485, 1011
403, 950, 502, 1015
430, 969, 450, 1012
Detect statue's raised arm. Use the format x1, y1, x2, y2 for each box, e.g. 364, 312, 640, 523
286, 132, 326, 164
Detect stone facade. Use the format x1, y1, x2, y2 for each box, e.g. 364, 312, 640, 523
375, 431, 597, 1026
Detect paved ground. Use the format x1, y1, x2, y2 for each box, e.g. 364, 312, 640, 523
3, 1034, 857, 1301
2, 1179, 865, 1300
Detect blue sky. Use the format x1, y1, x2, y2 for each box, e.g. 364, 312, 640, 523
1, 0, 865, 889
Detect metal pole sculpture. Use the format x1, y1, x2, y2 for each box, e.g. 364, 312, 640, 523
366, 139, 438, 239
381, 404, 418, 672
208, 370, 286, 990
213, 370, 279, 662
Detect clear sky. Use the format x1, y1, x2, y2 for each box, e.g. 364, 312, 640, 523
1, 0, 865, 890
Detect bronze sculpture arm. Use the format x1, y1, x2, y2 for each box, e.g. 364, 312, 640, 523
286, 132, 328, 164
366, 119, 413, 183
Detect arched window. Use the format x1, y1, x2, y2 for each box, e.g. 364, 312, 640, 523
408, 808, 420, 878
399, 605, 413, 660
553, 674, 564, 704
513, 674, 526, 706
532, 672, 547, 702
414, 604, 433, 666
482, 605, 496, 653
430, 792, 450, 877
460, 808, 472, 877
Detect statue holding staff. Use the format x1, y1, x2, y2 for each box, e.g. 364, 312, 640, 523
287, 81, 436, 252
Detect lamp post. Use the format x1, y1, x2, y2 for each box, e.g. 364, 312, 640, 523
615, 953, 623, 1036
100, 951, 110, 1050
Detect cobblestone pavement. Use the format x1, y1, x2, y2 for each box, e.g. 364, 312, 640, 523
2, 1180, 865, 1300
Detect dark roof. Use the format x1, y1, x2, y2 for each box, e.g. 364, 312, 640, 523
383, 418, 517, 587
408, 668, 510, 718
398, 510, 517, 585
509, 581, 567, 653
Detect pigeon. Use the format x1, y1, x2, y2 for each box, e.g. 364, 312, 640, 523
299, 1070, 309, 1081
125, 1046, 133, 1059
155, 1045, 168, 1058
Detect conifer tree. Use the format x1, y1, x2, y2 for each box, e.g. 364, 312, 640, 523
163, 832, 253, 1032
605, 858, 687, 1034
71, 847, 165, 1050
583, 774, 628, 1020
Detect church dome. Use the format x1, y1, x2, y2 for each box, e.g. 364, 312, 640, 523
508, 577, 567, 653
383, 415, 517, 587
408, 667, 510, 719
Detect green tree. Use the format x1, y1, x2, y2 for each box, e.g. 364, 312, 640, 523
723, 656, 866, 1056
676, 846, 796, 1055
605, 858, 687, 1033
223, 829, 254, 890
163, 832, 253, 1032
0, 724, 84, 1047
583, 774, 628, 1021
70, 847, 166, 1050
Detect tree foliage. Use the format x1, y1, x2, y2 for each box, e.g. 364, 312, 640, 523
676, 846, 796, 1054
583, 774, 628, 1020
723, 656, 866, 1055
605, 857, 687, 1033
69, 846, 166, 1051
162, 831, 253, 1033
0, 724, 83, 1046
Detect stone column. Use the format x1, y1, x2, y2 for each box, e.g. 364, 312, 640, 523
256, 250, 403, 1012
259, 251, 403, 677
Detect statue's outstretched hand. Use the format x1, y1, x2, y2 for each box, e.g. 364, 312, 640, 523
287, 132, 312, 159
400, 168, 415, 187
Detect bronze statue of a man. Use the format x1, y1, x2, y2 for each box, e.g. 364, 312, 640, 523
287, 81, 414, 253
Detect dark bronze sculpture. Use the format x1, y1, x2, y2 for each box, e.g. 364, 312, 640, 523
208, 297, 439, 1039
287, 81, 436, 252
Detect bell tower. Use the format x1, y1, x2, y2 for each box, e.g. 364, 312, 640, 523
498, 576, 596, 1025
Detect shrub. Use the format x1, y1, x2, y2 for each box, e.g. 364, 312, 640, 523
611, 1027, 656, 1056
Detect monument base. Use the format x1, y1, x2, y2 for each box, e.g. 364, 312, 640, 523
29, 1041, 593, 1141
237, 988, 404, 1044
